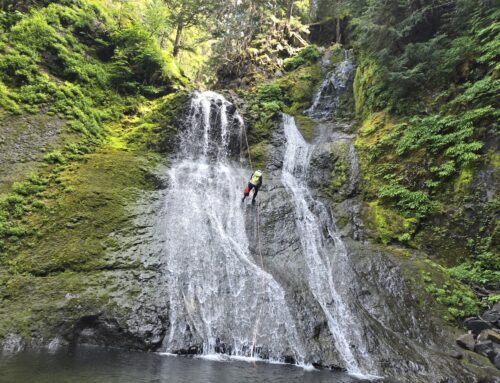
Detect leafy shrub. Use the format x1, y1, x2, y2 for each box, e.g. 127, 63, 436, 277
449, 236, 500, 289
425, 282, 479, 319
109, 27, 179, 94
43, 150, 66, 164
283, 45, 321, 71
255, 83, 285, 104
378, 176, 431, 219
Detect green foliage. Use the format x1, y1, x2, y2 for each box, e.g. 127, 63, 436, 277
425, 281, 479, 320
449, 236, 500, 289
419, 261, 480, 321
352, 1, 498, 284
352, 1, 498, 113
123, 91, 190, 152
283, 45, 321, 71
0, 172, 52, 244
378, 178, 431, 219
484, 294, 500, 305
43, 150, 67, 164
255, 83, 286, 112
0, 1, 186, 123
110, 27, 184, 95
246, 64, 321, 145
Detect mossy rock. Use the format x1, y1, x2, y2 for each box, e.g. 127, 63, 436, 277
6, 147, 155, 275
363, 201, 417, 245
295, 115, 314, 142
399, 255, 480, 323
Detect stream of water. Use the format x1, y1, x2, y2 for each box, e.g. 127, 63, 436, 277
281, 114, 375, 377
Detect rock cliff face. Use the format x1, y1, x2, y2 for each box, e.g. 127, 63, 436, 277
0, 16, 498, 379
1, 83, 498, 382
243, 114, 491, 381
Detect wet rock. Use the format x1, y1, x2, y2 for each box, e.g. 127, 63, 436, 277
457, 333, 476, 350
2, 333, 24, 353
449, 349, 464, 359
475, 340, 496, 360
465, 318, 492, 334
175, 345, 200, 355
479, 329, 500, 345
494, 353, 500, 369
483, 308, 500, 327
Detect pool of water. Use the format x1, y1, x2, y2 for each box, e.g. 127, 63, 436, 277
0, 346, 370, 383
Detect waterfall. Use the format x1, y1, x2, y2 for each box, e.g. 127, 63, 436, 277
304, 50, 355, 120
161, 91, 305, 363
281, 114, 379, 378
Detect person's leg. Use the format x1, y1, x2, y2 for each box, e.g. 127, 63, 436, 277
252, 186, 259, 203
242, 183, 253, 202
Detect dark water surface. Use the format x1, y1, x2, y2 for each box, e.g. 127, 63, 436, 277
0, 346, 368, 383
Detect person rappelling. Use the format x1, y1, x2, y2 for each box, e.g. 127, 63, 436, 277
242, 170, 263, 204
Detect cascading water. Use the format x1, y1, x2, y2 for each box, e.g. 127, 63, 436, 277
161, 91, 306, 363
304, 50, 355, 120
154, 50, 470, 382
281, 114, 378, 378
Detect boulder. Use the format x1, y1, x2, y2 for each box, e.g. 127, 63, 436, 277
465, 318, 492, 334
449, 349, 464, 360
494, 353, 500, 370
475, 340, 496, 360
478, 329, 500, 345
457, 333, 476, 350
483, 309, 500, 327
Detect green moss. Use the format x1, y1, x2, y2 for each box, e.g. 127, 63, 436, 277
363, 201, 417, 245
5, 147, 153, 275
328, 43, 345, 66
244, 63, 321, 164
322, 140, 350, 202
283, 45, 321, 71
248, 141, 268, 171
278, 64, 322, 115
353, 58, 378, 119
454, 166, 474, 193
295, 115, 314, 141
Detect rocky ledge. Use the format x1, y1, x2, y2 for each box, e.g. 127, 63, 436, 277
456, 302, 500, 370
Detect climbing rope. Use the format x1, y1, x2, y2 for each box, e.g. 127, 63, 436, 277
239, 122, 266, 359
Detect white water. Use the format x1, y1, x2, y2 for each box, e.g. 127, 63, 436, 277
280, 114, 378, 378
161, 91, 305, 363
305, 51, 355, 119
160, 88, 381, 378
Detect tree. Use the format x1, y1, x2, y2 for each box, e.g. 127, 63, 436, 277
164, 0, 221, 57
144, 0, 172, 47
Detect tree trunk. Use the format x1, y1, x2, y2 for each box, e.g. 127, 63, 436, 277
285, 0, 294, 35
173, 17, 184, 57
336, 16, 341, 43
